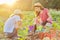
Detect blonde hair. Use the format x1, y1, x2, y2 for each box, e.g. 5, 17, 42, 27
33, 2, 44, 17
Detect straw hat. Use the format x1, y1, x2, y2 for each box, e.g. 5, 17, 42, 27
13, 9, 22, 14
10, 9, 22, 17
34, 2, 42, 7
34, 2, 44, 10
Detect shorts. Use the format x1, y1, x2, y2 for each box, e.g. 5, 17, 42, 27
4, 28, 17, 39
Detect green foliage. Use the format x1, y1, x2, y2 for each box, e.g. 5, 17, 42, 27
0, 17, 4, 33
37, 25, 43, 31
0, 9, 60, 40
18, 27, 28, 40
22, 11, 35, 27
52, 22, 60, 30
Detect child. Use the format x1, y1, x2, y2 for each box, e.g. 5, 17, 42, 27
4, 9, 23, 40
33, 2, 52, 34
34, 2, 52, 28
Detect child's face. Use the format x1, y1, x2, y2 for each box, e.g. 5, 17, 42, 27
34, 7, 41, 13
34, 7, 41, 16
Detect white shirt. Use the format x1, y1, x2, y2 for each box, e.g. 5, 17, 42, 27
4, 15, 21, 33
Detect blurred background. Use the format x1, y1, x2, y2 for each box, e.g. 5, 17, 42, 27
0, 0, 60, 21
0, 0, 60, 39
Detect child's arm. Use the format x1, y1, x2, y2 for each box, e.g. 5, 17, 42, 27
47, 12, 52, 23
15, 20, 22, 30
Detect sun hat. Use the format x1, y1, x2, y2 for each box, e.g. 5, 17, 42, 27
10, 9, 22, 17
34, 2, 43, 7
13, 9, 22, 14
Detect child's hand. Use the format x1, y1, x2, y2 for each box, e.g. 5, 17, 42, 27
40, 19, 43, 24
47, 18, 50, 22
47, 18, 52, 23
